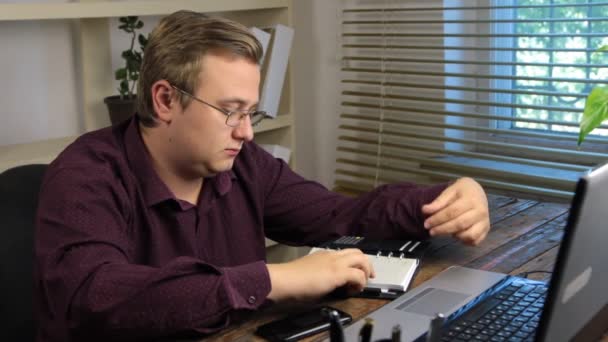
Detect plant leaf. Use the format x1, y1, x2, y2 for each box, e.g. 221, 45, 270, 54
118, 80, 129, 98
139, 34, 148, 51
115, 67, 127, 80
596, 45, 608, 52
578, 86, 608, 145
138, 34, 148, 47
119, 17, 128, 24
126, 59, 137, 72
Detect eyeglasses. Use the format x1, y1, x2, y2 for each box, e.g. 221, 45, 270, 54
170, 84, 270, 127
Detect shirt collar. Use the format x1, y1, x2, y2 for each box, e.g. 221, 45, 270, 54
124, 116, 236, 207
213, 169, 236, 196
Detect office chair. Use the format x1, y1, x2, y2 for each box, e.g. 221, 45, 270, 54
0, 164, 47, 341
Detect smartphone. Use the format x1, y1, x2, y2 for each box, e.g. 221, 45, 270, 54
254, 306, 352, 341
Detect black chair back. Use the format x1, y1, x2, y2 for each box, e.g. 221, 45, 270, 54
0, 164, 47, 341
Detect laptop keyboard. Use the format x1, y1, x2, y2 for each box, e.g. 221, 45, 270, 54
440, 281, 548, 342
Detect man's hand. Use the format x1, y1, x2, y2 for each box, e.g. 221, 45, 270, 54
266, 249, 375, 302
422, 177, 490, 246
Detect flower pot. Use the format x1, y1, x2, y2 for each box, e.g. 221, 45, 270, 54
104, 95, 136, 125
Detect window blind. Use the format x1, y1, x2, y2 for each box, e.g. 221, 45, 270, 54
336, 0, 608, 201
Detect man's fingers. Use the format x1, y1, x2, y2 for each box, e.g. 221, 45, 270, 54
428, 207, 477, 236
335, 249, 375, 280
453, 221, 489, 246
330, 251, 372, 292
425, 197, 472, 230
424, 177, 491, 246
340, 268, 369, 292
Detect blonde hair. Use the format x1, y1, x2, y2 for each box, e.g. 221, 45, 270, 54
136, 10, 263, 126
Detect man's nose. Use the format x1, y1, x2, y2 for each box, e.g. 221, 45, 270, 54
232, 115, 254, 142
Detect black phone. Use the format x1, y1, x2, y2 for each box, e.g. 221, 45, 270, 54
254, 306, 352, 342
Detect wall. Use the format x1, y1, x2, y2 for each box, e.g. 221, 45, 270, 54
0, 2, 159, 146
292, 0, 341, 188
0, 7, 80, 145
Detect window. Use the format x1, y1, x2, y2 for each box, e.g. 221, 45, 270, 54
492, 0, 608, 137
336, 0, 608, 201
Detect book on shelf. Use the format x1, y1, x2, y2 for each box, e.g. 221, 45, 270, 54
258, 24, 294, 118
250, 26, 271, 65
309, 236, 428, 298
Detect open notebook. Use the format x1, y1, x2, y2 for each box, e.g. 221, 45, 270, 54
308, 244, 419, 296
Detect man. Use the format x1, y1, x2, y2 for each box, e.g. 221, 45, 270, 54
34, 11, 490, 341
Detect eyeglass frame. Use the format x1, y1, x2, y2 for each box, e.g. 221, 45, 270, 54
169, 84, 270, 127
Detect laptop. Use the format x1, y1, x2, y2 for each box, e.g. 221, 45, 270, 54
340, 163, 608, 342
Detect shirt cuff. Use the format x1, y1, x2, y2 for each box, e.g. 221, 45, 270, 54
419, 182, 450, 208
221, 260, 271, 310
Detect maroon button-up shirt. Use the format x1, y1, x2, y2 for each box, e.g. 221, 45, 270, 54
34, 117, 446, 341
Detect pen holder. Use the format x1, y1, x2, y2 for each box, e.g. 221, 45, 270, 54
326, 309, 345, 342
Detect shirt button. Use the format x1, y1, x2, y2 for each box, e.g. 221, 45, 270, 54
248, 295, 256, 304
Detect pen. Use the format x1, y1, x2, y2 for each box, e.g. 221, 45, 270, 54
358, 317, 373, 342
391, 324, 401, 342
328, 309, 345, 342
426, 313, 445, 342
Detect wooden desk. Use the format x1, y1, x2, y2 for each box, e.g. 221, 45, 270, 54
208, 194, 606, 341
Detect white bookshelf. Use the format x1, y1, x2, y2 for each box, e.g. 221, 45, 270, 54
0, 0, 296, 172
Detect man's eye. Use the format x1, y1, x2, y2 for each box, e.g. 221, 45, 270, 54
226, 108, 254, 114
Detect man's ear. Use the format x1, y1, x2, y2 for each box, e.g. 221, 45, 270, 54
151, 80, 176, 124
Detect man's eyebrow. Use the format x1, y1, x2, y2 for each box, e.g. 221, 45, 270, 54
218, 98, 259, 109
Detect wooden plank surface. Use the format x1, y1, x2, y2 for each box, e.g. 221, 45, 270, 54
465, 213, 568, 273
510, 247, 559, 282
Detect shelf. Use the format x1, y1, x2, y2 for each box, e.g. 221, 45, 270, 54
254, 113, 293, 133
0, 0, 288, 21
0, 136, 77, 173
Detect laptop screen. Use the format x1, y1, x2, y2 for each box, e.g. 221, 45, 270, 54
537, 163, 608, 341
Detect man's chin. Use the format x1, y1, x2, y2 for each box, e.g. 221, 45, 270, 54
206, 161, 234, 175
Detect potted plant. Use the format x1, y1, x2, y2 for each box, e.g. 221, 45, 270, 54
578, 45, 608, 145
104, 16, 148, 125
